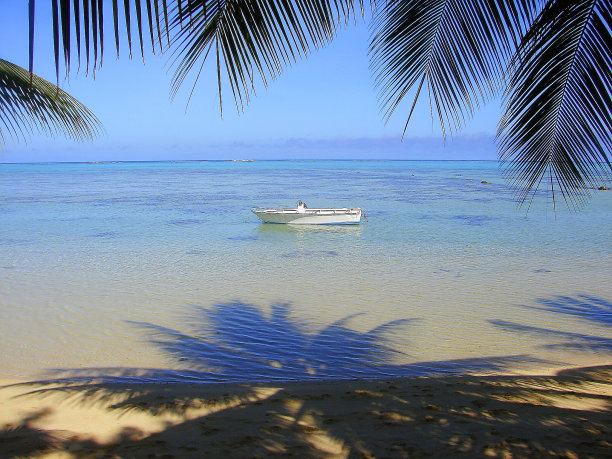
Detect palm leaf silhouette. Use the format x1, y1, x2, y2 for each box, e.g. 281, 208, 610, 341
0, 58, 102, 147
498, 0, 612, 208
369, 0, 537, 137
166, 1, 368, 113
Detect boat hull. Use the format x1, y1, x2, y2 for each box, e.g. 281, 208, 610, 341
253, 208, 362, 225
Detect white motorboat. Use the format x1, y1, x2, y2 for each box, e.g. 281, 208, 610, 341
252, 201, 364, 225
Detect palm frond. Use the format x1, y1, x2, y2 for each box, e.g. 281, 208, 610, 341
370, 0, 540, 137
33, 0, 371, 109
0, 59, 102, 147
498, 0, 612, 209
29, 0, 163, 79
167, 0, 368, 114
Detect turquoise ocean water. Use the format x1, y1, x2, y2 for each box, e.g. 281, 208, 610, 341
1, 160, 611, 382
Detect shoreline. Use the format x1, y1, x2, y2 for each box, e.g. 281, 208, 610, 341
2, 364, 610, 457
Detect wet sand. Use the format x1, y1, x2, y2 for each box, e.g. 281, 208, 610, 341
1, 365, 611, 458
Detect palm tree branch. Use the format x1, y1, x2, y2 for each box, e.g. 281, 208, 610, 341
167, 0, 367, 113
370, 0, 540, 137
0, 59, 102, 147
498, 0, 612, 208
30, 0, 159, 78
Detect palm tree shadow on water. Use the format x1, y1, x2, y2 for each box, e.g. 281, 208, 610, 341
3, 299, 612, 458
46, 301, 543, 384
491, 294, 612, 354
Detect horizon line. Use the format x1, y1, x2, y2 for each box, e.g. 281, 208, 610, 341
0, 158, 501, 165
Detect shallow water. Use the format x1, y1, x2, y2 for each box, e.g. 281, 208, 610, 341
1, 160, 611, 382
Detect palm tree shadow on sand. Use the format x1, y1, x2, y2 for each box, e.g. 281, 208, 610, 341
45, 301, 544, 384
491, 294, 612, 353
4, 300, 611, 458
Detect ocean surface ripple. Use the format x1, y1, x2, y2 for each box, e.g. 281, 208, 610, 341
1, 160, 611, 381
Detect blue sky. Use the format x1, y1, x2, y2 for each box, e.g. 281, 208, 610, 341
0, 2, 502, 162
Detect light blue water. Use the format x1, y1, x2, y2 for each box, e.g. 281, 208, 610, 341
1, 160, 611, 382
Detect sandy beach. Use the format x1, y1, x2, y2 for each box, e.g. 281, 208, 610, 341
1, 365, 611, 458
